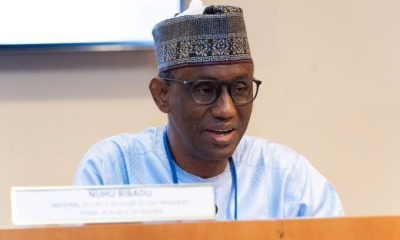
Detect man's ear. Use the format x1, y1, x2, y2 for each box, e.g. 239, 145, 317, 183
149, 76, 170, 113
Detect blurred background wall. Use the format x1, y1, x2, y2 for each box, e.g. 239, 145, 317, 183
0, 0, 399, 225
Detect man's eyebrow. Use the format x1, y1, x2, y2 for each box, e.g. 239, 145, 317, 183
194, 74, 251, 81
196, 76, 219, 80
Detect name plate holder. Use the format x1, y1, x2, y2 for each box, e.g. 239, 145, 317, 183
11, 184, 215, 225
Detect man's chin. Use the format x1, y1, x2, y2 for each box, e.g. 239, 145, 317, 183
202, 145, 237, 162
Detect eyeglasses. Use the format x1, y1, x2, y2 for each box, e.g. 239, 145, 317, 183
162, 77, 262, 105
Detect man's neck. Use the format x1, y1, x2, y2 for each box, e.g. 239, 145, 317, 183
166, 129, 228, 178
172, 153, 229, 178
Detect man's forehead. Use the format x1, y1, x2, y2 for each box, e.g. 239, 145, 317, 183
171, 63, 254, 80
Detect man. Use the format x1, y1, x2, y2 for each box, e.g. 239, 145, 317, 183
74, 3, 343, 220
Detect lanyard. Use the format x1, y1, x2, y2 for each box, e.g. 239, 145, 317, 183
163, 130, 238, 220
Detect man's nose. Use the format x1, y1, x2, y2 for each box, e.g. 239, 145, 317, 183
210, 87, 236, 119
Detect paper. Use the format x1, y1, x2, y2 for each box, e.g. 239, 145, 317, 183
11, 184, 215, 225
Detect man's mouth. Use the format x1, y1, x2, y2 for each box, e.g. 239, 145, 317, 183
208, 129, 235, 135
205, 127, 237, 145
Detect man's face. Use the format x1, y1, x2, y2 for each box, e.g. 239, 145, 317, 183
167, 62, 254, 163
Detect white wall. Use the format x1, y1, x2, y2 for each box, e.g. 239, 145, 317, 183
1, 0, 399, 225
205, 0, 400, 216
0, 51, 167, 225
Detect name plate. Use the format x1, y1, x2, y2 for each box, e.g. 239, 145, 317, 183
11, 184, 215, 225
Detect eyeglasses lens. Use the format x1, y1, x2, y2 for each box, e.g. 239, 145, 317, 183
190, 80, 257, 105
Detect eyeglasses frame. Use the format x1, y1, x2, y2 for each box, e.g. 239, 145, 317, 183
161, 77, 262, 106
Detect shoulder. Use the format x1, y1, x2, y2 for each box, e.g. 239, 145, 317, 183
87, 126, 164, 157
73, 126, 165, 185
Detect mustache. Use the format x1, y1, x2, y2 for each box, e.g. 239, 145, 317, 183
203, 122, 237, 131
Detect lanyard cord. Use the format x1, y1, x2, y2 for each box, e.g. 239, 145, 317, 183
229, 156, 238, 220
163, 130, 238, 220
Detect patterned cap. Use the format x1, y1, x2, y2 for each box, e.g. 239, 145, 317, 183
152, 5, 253, 73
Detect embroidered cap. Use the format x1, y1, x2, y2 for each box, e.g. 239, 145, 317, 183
152, 5, 253, 73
